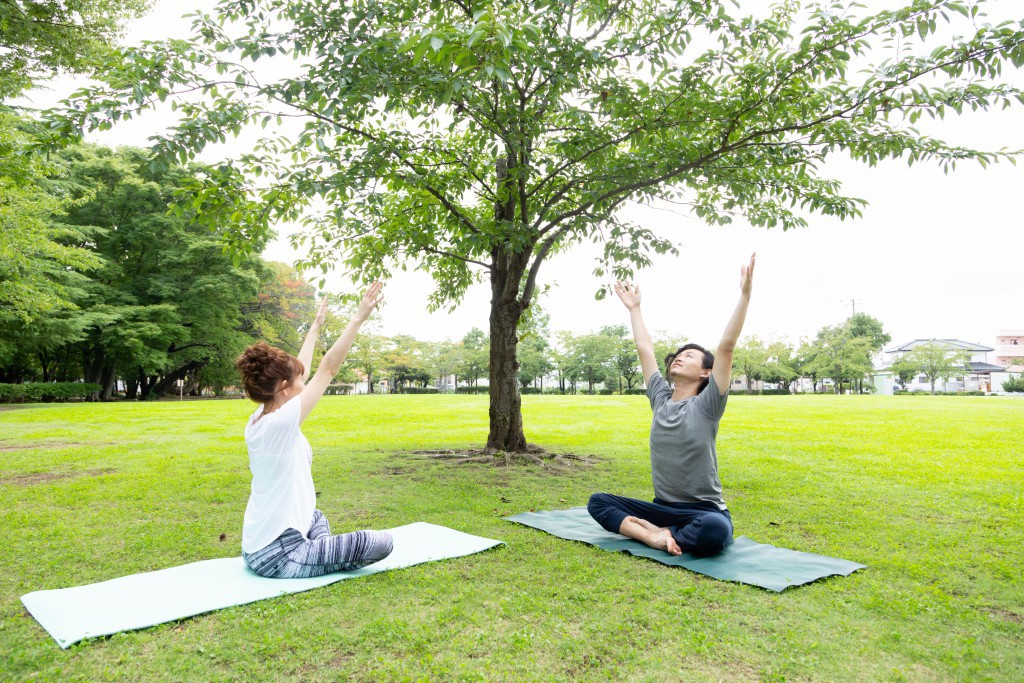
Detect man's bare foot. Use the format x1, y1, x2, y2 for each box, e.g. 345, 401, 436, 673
620, 516, 682, 556
652, 528, 683, 556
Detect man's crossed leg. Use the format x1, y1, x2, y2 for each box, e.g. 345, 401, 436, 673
588, 492, 733, 557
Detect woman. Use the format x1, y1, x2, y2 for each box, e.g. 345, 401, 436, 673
235, 282, 393, 578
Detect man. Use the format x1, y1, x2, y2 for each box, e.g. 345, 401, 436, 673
587, 254, 755, 556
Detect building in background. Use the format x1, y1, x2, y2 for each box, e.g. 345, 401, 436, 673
876, 339, 1004, 393
994, 330, 1024, 373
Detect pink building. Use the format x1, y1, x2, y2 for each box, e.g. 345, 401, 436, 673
995, 329, 1024, 372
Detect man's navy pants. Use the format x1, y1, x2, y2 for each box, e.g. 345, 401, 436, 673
587, 492, 733, 556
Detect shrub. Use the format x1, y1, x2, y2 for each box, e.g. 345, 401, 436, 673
400, 387, 439, 394
0, 382, 102, 403
895, 390, 988, 396
1003, 375, 1024, 393
455, 386, 489, 394
520, 387, 542, 395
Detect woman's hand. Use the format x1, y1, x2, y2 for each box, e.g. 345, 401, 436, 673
614, 281, 642, 310
355, 281, 384, 321
740, 253, 756, 298
313, 296, 328, 328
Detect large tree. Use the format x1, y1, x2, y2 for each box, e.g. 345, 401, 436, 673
843, 311, 891, 392
52, 0, 1024, 449
457, 327, 489, 387
0, 112, 100, 325
383, 334, 431, 391
426, 339, 462, 390
562, 330, 617, 393
805, 324, 874, 394
1, 0, 149, 325
899, 341, 969, 394
347, 331, 390, 394
601, 324, 640, 392
53, 144, 266, 399
732, 335, 769, 392
762, 339, 798, 391
846, 312, 891, 354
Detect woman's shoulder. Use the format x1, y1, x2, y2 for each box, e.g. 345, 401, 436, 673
246, 397, 301, 433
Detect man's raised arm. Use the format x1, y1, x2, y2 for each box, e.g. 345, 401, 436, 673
710, 254, 756, 396
615, 282, 660, 384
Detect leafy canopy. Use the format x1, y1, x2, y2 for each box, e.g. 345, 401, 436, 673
0, 112, 101, 323
49, 0, 1024, 314
0, 0, 151, 98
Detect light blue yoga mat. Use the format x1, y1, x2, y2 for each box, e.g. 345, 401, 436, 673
506, 507, 865, 592
21, 522, 502, 649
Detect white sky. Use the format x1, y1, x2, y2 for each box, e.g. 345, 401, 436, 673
21, 0, 1024, 349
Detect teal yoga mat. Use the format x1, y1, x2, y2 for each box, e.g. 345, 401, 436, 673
22, 522, 503, 649
506, 507, 864, 591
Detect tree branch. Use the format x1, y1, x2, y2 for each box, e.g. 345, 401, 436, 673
410, 245, 491, 270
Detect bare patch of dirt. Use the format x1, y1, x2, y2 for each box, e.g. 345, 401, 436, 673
326, 651, 354, 670
0, 441, 95, 452
411, 445, 598, 473
983, 606, 1022, 623
0, 467, 116, 486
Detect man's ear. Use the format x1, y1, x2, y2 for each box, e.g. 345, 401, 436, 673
700, 368, 712, 379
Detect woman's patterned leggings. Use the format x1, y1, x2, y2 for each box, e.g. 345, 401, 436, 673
243, 509, 394, 579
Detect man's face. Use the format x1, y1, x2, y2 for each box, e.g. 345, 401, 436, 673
668, 348, 710, 381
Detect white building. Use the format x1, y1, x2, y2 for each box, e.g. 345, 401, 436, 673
875, 339, 1005, 393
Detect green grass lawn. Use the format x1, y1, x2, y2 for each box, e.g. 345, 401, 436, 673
1, 394, 1022, 682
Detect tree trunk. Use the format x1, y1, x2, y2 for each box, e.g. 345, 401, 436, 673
141, 375, 159, 399
487, 298, 527, 452
486, 248, 529, 453
37, 352, 52, 383
126, 375, 139, 400
82, 345, 107, 401
149, 361, 204, 398
100, 366, 117, 400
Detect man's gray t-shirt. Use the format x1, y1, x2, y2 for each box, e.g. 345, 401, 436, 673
646, 371, 729, 510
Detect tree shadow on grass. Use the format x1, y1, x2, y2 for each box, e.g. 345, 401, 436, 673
409, 447, 599, 474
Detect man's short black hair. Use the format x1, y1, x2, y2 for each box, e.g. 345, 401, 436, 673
665, 343, 715, 394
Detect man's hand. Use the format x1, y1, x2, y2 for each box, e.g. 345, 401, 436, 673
355, 281, 384, 321
614, 281, 642, 310
740, 253, 756, 298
